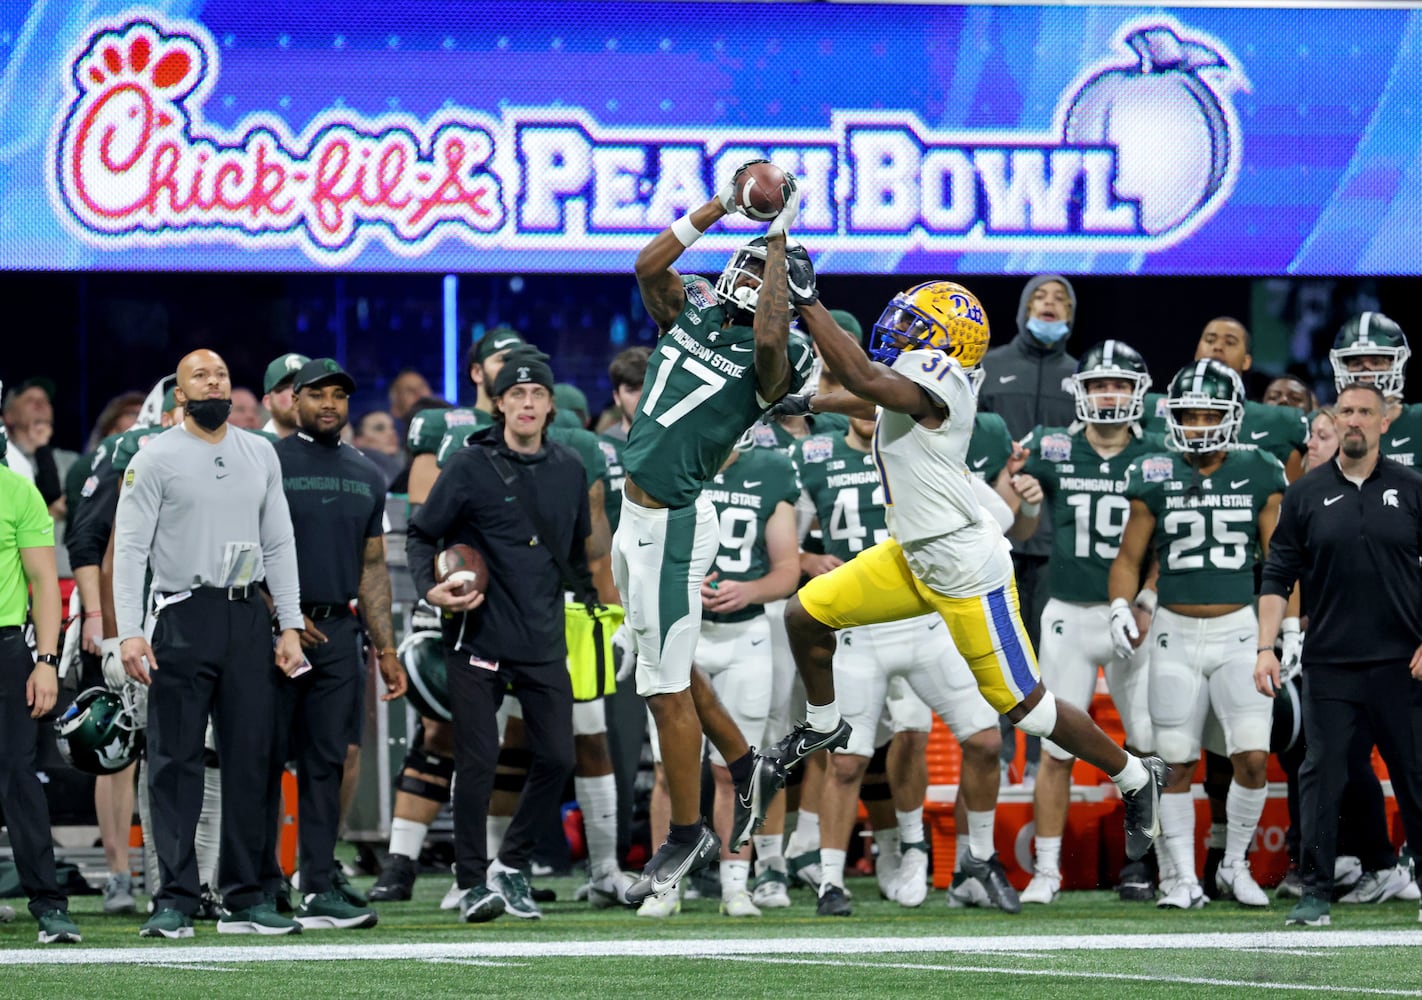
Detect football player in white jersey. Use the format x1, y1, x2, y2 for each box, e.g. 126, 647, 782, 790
765, 281, 1168, 893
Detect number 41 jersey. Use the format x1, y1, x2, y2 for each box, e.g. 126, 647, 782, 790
623, 275, 769, 508
1124, 446, 1286, 607
1021, 425, 1163, 604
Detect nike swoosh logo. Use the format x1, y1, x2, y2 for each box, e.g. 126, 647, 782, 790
744, 481, 762, 488
1393, 437, 1412, 447
729, 344, 754, 353
998, 375, 1017, 384
494, 337, 519, 350
1324, 495, 1343, 506
927, 620, 941, 630
637, 538, 654, 547
216, 473, 229, 479
1230, 479, 1249, 489
322, 496, 338, 504
504, 496, 517, 502
788, 278, 815, 300
972, 457, 989, 468
1237, 635, 1251, 642
1249, 431, 1268, 440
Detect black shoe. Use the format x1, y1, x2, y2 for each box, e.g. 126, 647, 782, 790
332, 869, 370, 907
270, 881, 294, 915
731, 752, 787, 851
1201, 847, 1225, 901
530, 885, 557, 904
772, 719, 853, 772
626, 825, 720, 905
958, 852, 1022, 914
368, 854, 418, 902
1117, 859, 1156, 902
1123, 756, 1168, 861
816, 884, 852, 917
195, 884, 224, 921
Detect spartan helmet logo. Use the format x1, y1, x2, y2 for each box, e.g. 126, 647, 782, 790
1384, 489, 1399, 508
517, 366, 531, 382
285, 354, 303, 372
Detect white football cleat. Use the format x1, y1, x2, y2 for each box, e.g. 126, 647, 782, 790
719, 890, 762, 918
892, 844, 929, 908
1157, 878, 1208, 910
1020, 870, 1061, 905
1215, 859, 1269, 907
587, 868, 634, 909
876, 849, 902, 900
1338, 863, 1411, 904
750, 869, 792, 909
439, 879, 464, 911
635, 885, 681, 918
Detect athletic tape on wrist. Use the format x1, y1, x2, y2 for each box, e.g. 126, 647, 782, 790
671, 214, 703, 248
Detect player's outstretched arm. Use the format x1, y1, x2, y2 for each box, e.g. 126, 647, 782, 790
753, 234, 792, 402
797, 300, 938, 419
634, 199, 725, 331
1107, 499, 1155, 605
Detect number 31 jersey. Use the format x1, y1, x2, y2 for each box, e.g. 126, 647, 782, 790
1124, 447, 1286, 606
622, 276, 769, 508
1021, 425, 1164, 604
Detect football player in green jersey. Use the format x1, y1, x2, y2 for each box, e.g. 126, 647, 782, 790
1007, 340, 1162, 905
1330, 312, 1422, 466
619, 160, 814, 904
1110, 359, 1288, 910
1142, 318, 1309, 480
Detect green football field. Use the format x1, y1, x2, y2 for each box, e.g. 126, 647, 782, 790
3, 873, 1420, 999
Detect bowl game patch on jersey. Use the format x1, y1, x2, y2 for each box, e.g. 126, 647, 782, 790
1040, 434, 1072, 462
1140, 456, 1173, 482
686, 277, 718, 311
801, 436, 834, 464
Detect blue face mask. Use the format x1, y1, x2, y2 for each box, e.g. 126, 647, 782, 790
1027, 317, 1070, 344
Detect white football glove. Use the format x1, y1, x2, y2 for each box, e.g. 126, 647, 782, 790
766, 173, 800, 238
612, 623, 637, 683
717, 158, 770, 215
1109, 598, 1140, 660
1279, 617, 1303, 683
100, 637, 126, 690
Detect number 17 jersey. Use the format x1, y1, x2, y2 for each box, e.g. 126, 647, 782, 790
623, 275, 769, 508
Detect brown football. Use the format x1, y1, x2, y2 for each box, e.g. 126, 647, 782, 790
435, 543, 489, 596
734, 161, 791, 221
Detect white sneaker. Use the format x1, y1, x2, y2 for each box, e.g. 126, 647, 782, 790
750, 869, 792, 909
587, 868, 634, 909
945, 872, 991, 908
1397, 878, 1420, 902
876, 849, 902, 900
439, 879, 464, 911
635, 885, 681, 918
1020, 870, 1061, 905
1157, 879, 1207, 910
892, 844, 929, 908
720, 889, 762, 918
1334, 855, 1363, 893
1215, 859, 1269, 907
1339, 863, 1411, 904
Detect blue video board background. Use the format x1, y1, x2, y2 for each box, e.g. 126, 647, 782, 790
0, 2, 1416, 274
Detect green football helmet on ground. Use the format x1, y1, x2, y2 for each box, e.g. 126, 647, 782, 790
398, 630, 451, 722
1071, 340, 1152, 424
1330, 312, 1409, 398
1164, 358, 1245, 453
54, 686, 144, 775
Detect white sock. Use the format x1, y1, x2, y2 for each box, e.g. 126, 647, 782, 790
486, 814, 512, 858
896, 807, 924, 846
820, 848, 847, 889
874, 828, 901, 860
1224, 782, 1267, 866
195, 766, 222, 889
1159, 792, 1197, 883
721, 859, 750, 897
575, 774, 620, 875
787, 812, 820, 857
1208, 819, 1228, 851
1111, 755, 1149, 795
1035, 836, 1063, 876
805, 701, 841, 732
753, 834, 785, 875
389, 817, 429, 860
967, 809, 995, 862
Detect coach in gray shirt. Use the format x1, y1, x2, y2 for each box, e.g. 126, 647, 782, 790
115, 348, 306, 939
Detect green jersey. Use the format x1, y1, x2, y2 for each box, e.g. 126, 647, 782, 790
748, 412, 851, 455
408, 406, 492, 457
967, 412, 1013, 483
111, 425, 170, 472
702, 447, 800, 623
1124, 447, 1286, 606
794, 432, 885, 562
1022, 425, 1165, 603
1380, 402, 1422, 466
597, 433, 627, 533
1144, 393, 1307, 469
436, 423, 607, 490
622, 275, 773, 507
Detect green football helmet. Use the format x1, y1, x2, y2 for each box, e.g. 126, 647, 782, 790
398, 629, 451, 722
1270, 675, 1302, 754
1071, 340, 1152, 424
1330, 312, 1409, 398
1164, 359, 1245, 453
54, 686, 144, 775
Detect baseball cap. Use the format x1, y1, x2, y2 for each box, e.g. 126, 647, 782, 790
293, 358, 357, 394
264, 353, 311, 394
161, 388, 179, 412
473, 327, 525, 363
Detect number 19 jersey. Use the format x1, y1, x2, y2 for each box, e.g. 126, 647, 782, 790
622, 275, 771, 508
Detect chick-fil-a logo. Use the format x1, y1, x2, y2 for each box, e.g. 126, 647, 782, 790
52, 16, 504, 264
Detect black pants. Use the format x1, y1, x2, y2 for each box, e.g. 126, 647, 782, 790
1280, 711, 1392, 869
448, 649, 573, 888
266, 613, 365, 896
1000, 553, 1050, 769
1299, 660, 1422, 898
0, 628, 65, 918
148, 589, 278, 914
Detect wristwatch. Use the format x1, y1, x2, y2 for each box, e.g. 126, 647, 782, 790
35, 653, 59, 667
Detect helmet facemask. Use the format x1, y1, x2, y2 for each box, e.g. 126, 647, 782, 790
1073, 372, 1150, 424
1330, 346, 1409, 399
713, 245, 766, 319
1165, 400, 1243, 453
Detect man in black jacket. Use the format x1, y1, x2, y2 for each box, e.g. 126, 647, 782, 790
1257, 383, 1422, 928
407, 348, 589, 924
978, 273, 1079, 782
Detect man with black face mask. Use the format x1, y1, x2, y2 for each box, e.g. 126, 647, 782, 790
114, 348, 306, 939
268, 358, 406, 931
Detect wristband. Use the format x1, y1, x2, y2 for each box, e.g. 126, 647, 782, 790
380, 647, 398, 658
670, 214, 703, 248
1133, 588, 1158, 615
1257, 646, 1276, 654
35, 653, 59, 667
1019, 501, 1040, 518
